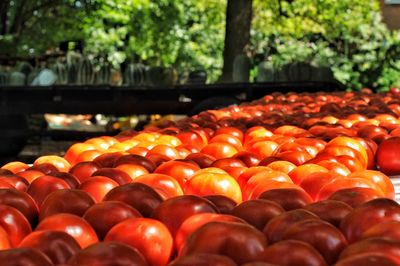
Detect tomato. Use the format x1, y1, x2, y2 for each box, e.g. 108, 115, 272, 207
303, 200, 353, 227
27, 175, 71, 207
68, 242, 148, 266
0, 248, 53, 266
243, 170, 292, 200
281, 219, 347, 264
348, 170, 395, 199
83, 201, 142, 240
69, 161, 100, 183
16, 170, 44, 183
299, 172, 341, 200
288, 164, 328, 184
39, 189, 95, 221
328, 187, 381, 207
36, 213, 98, 248
105, 217, 173, 266
0, 189, 39, 225
133, 173, 183, 199
1, 161, 29, 174
170, 253, 236, 266
247, 180, 301, 200
103, 183, 163, 217
376, 137, 400, 175
232, 151, 262, 167
336, 155, 365, 173
180, 221, 267, 265
127, 146, 149, 156
326, 137, 368, 168
260, 240, 327, 266
263, 209, 320, 243
203, 195, 237, 214
315, 160, 351, 176
338, 238, 400, 264
211, 158, 247, 169
91, 168, 132, 185
75, 149, 103, 163
115, 164, 149, 180
79, 176, 119, 203
34, 155, 71, 172
0, 226, 11, 250
360, 221, 400, 242
19, 230, 81, 265
93, 152, 124, 168
236, 167, 271, 189
0, 204, 32, 247
276, 150, 313, 166
176, 130, 208, 150
29, 163, 58, 175
335, 253, 398, 266
201, 142, 238, 159
216, 126, 244, 142
247, 140, 279, 158
185, 153, 216, 168
50, 172, 81, 189
340, 198, 400, 243
155, 160, 200, 187
265, 160, 297, 174
147, 144, 181, 160
258, 188, 313, 210
0, 174, 29, 191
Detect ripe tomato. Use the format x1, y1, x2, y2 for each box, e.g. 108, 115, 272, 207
210, 134, 243, 151
236, 166, 272, 189
216, 126, 244, 142
105, 217, 173, 266
211, 158, 247, 169
0, 226, 11, 250
114, 154, 156, 172
335, 253, 398, 266
185, 153, 215, 168
246, 140, 279, 158
0, 204, 32, 247
133, 173, 183, 199
315, 160, 351, 176
1, 161, 29, 174
154, 160, 200, 187
258, 188, 313, 210
288, 164, 328, 184
27, 175, 71, 208
348, 170, 395, 199
0, 189, 39, 225
147, 144, 181, 160
79, 176, 119, 203
0, 248, 53, 266
233, 151, 262, 167
247, 180, 301, 200
360, 221, 400, 242
276, 150, 313, 166
36, 213, 98, 248
303, 200, 353, 227
16, 170, 45, 183
180, 221, 267, 265
265, 160, 297, 174
91, 168, 132, 185
376, 136, 400, 175
68, 242, 148, 266
169, 253, 236, 266
93, 152, 124, 168
75, 149, 103, 163
328, 187, 381, 207
115, 164, 149, 180
19, 230, 81, 265
203, 195, 237, 214
34, 155, 71, 172
0, 174, 29, 191
201, 142, 238, 159
69, 161, 100, 183
29, 163, 58, 175
299, 172, 341, 200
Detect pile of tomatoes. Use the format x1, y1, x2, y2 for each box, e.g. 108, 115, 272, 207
1, 89, 400, 265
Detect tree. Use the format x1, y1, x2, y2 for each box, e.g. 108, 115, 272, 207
220, 0, 253, 82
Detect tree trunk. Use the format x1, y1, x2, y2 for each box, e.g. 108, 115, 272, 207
220, 0, 253, 83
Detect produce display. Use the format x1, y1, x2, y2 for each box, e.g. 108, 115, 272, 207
1, 88, 400, 265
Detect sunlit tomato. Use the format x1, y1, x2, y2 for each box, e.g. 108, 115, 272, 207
193, 167, 229, 175
263, 209, 320, 243
276, 150, 313, 166
29, 163, 58, 175
147, 144, 181, 160
316, 160, 351, 176
295, 138, 326, 153
16, 169, 45, 183
185, 153, 216, 168
0, 248, 53, 266
133, 173, 183, 199
338, 238, 400, 264
175, 145, 192, 157
105, 217, 173, 266
115, 164, 149, 180
27, 175, 71, 207
246, 140, 279, 158
36, 213, 98, 248
248, 180, 302, 200
211, 158, 247, 169
0, 169, 12, 175
201, 142, 238, 159
34, 155, 71, 172
258, 188, 313, 211
261, 240, 327, 266
180, 221, 267, 265
154, 160, 200, 187
274, 125, 307, 136
50, 172, 81, 189
231, 199, 284, 230
176, 130, 208, 150
19, 230, 81, 265
299, 172, 341, 200
109, 140, 139, 152
376, 137, 400, 175
1, 161, 29, 174
335, 253, 398, 266
236, 167, 272, 189
348, 170, 395, 199
152, 195, 218, 237
327, 137, 368, 167
184, 172, 242, 203
114, 154, 156, 172
232, 151, 262, 167
39, 189, 95, 221
303, 200, 353, 227
75, 149, 103, 163
85, 137, 112, 150
0, 174, 29, 191
288, 164, 328, 184
0, 179, 15, 189
203, 195, 237, 214
83, 201, 142, 240
265, 160, 297, 174
93, 152, 124, 168
328, 187, 381, 207
340, 198, 400, 243
69, 161, 101, 183
103, 183, 163, 217
91, 168, 132, 185
68, 241, 148, 266
79, 176, 119, 203
216, 126, 244, 142
209, 134, 243, 151
0, 204, 32, 247
0, 226, 11, 250
170, 253, 236, 266
281, 219, 347, 264
360, 221, 400, 242
0, 189, 38, 225
220, 166, 247, 180
127, 146, 149, 156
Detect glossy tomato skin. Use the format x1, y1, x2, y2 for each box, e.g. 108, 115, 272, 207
261, 240, 327, 266
133, 173, 184, 200
68, 242, 148, 266
0, 188, 39, 225
19, 230, 81, 265
0, 248, 53, 266
79, 176, 119, 203
376, 136, 400, 175
113, 154, 156, 172
50, 172, 80, 189
231, 199, 284, 230
180, 221, 267, 265
0, 174, 30, 191
360, 221, 400, 242
0, 226, 11, 250
27, 175, 71, 208
103, 183, 163, 217
281, 219, 347, 264
169, 253, 236, 266
36, 213, 98, 248
203, 195, 237, 214
185, 153, 216, 168
303, 200, 353, 227
39, 189, 95, 221
152, 195, 218, 237
328, 187, 381, 207
335, 253, 398, 266
69, 161, 101, 183
91, 168, 132, 185
105, 217, 173, 266
0, 204, 32, 247
83, 201, 142, 240
340, 198, 400, 243
258, 188, 313, 211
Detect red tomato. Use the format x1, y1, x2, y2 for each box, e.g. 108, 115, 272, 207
103, 183, 163, 217
1, 161, 29, 174
258, 188, 313, 210
246, 140, 279, 158
316, 160, 351, 176
91, 168, 133, 185
211, 158, 247, 169
93, 152, 124, 168
0, 248, 53, 266
27, 175, 71, 208
360, 221, 400, 242
79, 176, 119, 203
261, 240, 327, 266
29, 163, 59, 175
328, 187, 381, 207
340, 198, 400, 243
83, 201, 142, 240
36, 213, 98, 248
216, 126, 244, 142
376, 137, 400, 175
201, 142, 238, 159
348, 170, 395, 199
303, 200, 353, 227
203, 195, 237, 214
17, 170, 44, 183
147, 144, 181, 160
0, 189, 38, 225
68, 242, 148, 266
185, 153, 216, 168
34, 155, 71, 172
0, 204, 32, 247
115, 164, 149, 180
299, 172, 341, 200
69, 161, 100, 183
265, 160, 297, 174
39, 189, 95, 221
335, 253, 398, 266
0, 174, 29, 191
133, 173, 183, 199
0, 226, 11, 250
19, 230, 81, 265
113, 154, 156, 172
180, 221, 267, 265
105, 217, 173, 266
232, 151, 262, 167
155, 160, 200, 187
210, 134, 243, 151
288, 164, 328, 184
236, 166, 272, 189
169, 253, 236, 266
50, 172, 81, 189
248, 180, 301, 200
231, 199, 284, 230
